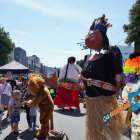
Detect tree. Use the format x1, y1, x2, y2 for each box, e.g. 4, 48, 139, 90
76, 59, 84, 68
123, 0, 140, 45
0, 26, 15, 66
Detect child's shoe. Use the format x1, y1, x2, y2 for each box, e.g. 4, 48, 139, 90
29, 128, 33, 131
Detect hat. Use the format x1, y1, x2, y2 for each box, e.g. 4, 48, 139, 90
12, 90, 21, 96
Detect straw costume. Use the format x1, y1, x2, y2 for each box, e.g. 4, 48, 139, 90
82, 15, 125, 140
27, 74, 54, 139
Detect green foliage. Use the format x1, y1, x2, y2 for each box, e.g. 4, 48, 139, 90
0, 26, 15, 66
123, 0, 140, 45
76, 59, 84, 68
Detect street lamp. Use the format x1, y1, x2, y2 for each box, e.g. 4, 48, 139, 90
77, 40, 92, 55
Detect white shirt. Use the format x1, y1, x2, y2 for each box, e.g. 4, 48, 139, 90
59, 64, 82, 81
0, 83, 11, 96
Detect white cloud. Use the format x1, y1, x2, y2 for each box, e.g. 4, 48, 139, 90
11, 0, 91, 21
49, 48, 89, 56
10, 29, 27, 35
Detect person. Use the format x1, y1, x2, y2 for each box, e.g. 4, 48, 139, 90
29, 105, 37, 131
122, 52, 140, 140
54, 56, 82, 110
23, 88, 34, 130
9, 93, 14, 132
81, 37, 125, 139
0, 94, 2, 134
6, 71, 16, 91
0, 77, 12, 121
11, 90, 25, 136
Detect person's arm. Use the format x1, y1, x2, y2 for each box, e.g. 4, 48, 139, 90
27, 94, 46, 108
12, 80, 17, 91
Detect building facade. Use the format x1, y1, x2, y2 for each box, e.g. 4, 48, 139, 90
10, 47, 27, 66
27, 55, 41, 74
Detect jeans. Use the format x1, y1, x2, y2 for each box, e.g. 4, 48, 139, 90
30, 116, 36, 128
25, 105, 30, 126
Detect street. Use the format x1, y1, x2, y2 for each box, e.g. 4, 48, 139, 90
0, 104, 131, 140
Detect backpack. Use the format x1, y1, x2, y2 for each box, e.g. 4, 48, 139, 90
47, 130, 69, 140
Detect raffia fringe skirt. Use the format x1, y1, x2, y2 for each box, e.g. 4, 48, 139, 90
85, 95, 126, 140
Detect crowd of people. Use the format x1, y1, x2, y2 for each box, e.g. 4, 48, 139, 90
0, 71, 38, 136
0, 14, 140, 140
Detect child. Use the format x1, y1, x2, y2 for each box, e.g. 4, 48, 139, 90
11, 90, 25, 136
29, 105, 37, 131
0, 95, 2, 134
9, 94, 14, 132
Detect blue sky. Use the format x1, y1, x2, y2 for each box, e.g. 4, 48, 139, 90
0, 0, 136, 67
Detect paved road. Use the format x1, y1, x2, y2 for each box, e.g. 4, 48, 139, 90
0, 104, 131, 140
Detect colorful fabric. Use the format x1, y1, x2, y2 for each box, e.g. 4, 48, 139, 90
12, 98, 20, 116
123, 56, 140, 84
122, 81, 140, 139
85, 78, 118, 92
54, 83, 80, 110
131, 125, 140, 140
58, 81, 79, 90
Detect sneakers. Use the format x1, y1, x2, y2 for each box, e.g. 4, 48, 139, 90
33, 127, 36, 130
12, 131, 19, 136
0, 128, 2, 134
29, 128, 33, 131
35, 125, 39, 128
